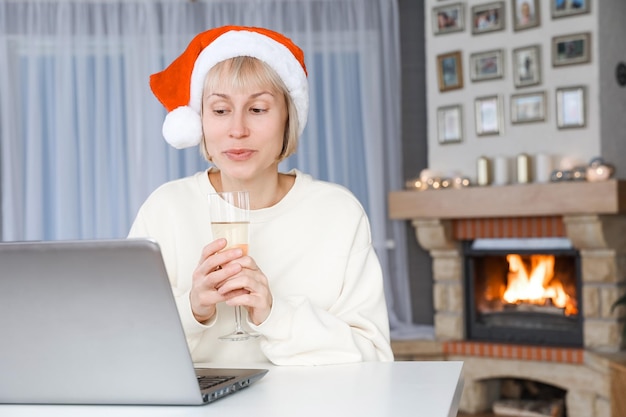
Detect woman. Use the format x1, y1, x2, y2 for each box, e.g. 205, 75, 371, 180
129, 26, 393, 365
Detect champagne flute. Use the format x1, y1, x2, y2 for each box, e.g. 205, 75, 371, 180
208, 190, 259, 341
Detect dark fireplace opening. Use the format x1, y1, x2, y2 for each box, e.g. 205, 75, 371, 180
492, 377, 568, 417
464, 239, 583, 347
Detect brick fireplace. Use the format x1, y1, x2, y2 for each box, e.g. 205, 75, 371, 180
388, 180, 626, 417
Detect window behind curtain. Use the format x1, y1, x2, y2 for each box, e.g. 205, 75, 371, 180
282, 51, 370, 213
0, 0, 422, 337
5, 37, 207, 241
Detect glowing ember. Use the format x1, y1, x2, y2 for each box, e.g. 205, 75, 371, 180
503, 254, 578, 315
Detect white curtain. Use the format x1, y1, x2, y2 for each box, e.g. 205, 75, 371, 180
0, 0, 432, 339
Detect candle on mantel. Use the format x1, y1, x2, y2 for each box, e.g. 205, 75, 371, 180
586, 164, 614, 182
493, 156, 509, 186
534, 153, 552, 183
476, 156, 491, 186
516, 153, 530, 184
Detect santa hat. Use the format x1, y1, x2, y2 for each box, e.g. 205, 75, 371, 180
149, 25, 309, 149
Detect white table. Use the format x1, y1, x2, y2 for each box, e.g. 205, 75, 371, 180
0, 361, 464, 417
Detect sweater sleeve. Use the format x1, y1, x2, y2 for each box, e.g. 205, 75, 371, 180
250, 213, 394, 365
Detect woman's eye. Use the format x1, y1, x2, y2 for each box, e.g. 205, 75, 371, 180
213, 108, 228, 115
251, 107, 267, 114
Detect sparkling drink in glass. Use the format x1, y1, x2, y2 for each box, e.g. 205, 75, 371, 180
208, 190, 259, 341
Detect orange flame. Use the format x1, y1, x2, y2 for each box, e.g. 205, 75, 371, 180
503, 254, 578, 315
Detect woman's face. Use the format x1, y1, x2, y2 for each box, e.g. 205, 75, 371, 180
201, 76, 288, 183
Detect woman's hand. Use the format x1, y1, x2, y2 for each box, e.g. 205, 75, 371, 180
190, 238, 272, 326
214, 250, 273, 326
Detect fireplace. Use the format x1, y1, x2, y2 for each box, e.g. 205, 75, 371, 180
388, 180, 626, 417
464, 239, 583, 347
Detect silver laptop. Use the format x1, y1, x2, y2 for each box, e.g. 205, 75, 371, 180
0, 238, 267, 405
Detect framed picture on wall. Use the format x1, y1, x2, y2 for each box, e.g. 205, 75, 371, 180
475, 95, 503, 135
437, 51, 464, 92
551, 0, 590, 19
556, 86, 586, 129
437, 105, 463, 144
433, 3, 465, 35
470, 49, 504, 82
512, 45, 541, 87
471, 2, 505, 35
513, 0, 540, 31
552, 32, 591, 67
511, 91, 546, 124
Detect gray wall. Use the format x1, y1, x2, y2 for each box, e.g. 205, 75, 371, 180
398, 0, 433, 325
423, 0, 625, 181
599, 0, 626, 162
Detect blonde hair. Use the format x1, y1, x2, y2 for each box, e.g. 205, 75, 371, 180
199, 56, 299, 162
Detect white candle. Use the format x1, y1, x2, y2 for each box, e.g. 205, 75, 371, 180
493, 156, 509, 185
477, 156, 491, 186
516, 153, 530, 184
534, 153, 552, 183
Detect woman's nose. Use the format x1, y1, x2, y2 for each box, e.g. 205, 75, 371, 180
229, 112, 249, 138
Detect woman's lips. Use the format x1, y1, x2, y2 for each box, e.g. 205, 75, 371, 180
224, 149, 255, 161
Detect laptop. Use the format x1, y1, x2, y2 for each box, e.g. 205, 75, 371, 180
0, 238, 268, 405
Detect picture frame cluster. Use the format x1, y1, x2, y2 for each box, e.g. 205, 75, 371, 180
433, 0, 590, 37
433, 0, 591, 144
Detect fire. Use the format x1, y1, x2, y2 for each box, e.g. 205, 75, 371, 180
503, 254, 578, 315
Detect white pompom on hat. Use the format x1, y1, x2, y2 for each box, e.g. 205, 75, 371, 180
149, 25, 309, 149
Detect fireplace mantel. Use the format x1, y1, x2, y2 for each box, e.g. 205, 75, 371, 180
388, 179, 626, 220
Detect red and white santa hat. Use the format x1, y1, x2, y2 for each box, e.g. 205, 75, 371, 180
150, 25, 309, 149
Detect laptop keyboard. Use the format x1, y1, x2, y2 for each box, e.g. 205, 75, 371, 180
197, 375, 236, 390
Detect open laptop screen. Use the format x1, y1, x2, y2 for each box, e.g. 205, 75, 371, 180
0, 239, 266, 405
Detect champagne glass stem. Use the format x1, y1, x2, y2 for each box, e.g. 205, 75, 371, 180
234, 306, 244, 333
